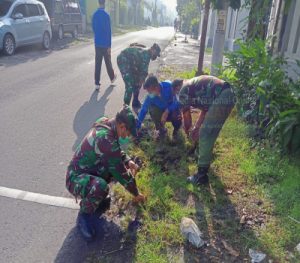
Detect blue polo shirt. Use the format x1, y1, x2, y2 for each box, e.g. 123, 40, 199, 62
92, 8, 112, 48
137, 81, 180, 129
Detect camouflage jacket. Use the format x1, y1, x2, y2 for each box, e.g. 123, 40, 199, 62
69, 117, 139, 196
118, 47, 151, 83
179, 76, 228, 112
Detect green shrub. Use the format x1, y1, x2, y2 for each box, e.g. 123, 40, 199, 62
220, 39, 300, 154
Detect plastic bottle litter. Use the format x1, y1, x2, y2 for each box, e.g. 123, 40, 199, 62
249, 249, 266, 263
180, 217, 205, 248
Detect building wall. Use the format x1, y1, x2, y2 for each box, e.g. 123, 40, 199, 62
269, 0, 300, 79
206, 9, 217, 48
85, 0, 98, 25
225, 0, 249, 50
281, 0, 300, 60
225, 4, 250, 50
203, 0, 249, 51
84, 0, 119, 26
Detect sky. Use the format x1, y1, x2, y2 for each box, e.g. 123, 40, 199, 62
162, 0, 177, 15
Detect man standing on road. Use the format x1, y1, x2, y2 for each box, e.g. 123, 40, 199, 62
117, 43, 161, 109
66, 106, 145, 241
93, 0, 117, 91
136, 76, 182, 141
176, 76, 236, 185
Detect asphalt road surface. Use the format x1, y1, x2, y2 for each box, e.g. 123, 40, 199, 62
0, 27, 174, 263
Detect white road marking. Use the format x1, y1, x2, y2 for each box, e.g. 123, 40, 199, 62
0, 186, 79, 210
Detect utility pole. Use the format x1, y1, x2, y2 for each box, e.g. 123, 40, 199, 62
197, 0, 210, 76
211, 1, 229, 76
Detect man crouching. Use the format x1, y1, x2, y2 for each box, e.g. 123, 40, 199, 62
66, 105, 145, 241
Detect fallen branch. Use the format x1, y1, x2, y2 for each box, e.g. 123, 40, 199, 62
101, 247, 126, 257
288, 216, 300, 224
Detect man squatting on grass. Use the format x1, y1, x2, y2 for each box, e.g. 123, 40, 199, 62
136, 76, 182, 140
174, 75, 236, 185
66, 106, 145, 241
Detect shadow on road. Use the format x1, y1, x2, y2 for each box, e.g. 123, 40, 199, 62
54, 216, 137, 263
73, 86, 114, 151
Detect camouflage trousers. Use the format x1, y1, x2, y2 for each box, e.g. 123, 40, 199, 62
198, 88, 235, 168
66, 168, 109, 214
117, 56, 141, 106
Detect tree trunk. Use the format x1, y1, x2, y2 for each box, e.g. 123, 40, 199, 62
211, 1, 229, 76
197, 0, 210, 76
247, 0, 273, 40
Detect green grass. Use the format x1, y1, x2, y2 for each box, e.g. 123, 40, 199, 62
125, 114, 300, 262
91, 69, 300, 262
212, 115, 300, 261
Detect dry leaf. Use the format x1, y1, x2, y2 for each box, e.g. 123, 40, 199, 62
221, 240, 240, 257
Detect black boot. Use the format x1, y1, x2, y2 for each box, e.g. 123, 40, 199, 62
187, 167, 209, 186
95, 196, 111, 216
77, 212, 96, 242
132, 99, 141, 109
132, 90, 141, 109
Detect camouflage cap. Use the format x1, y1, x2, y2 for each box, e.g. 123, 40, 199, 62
117, 105, 137, 137
152, 43, 161, 57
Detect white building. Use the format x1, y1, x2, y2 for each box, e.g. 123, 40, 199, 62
201, 0, 250, 51
198, 0, 299, 77
268, 0, 300, 79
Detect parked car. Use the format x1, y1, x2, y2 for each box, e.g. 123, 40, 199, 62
40, 0, 82, 40
0, 0, 52, 55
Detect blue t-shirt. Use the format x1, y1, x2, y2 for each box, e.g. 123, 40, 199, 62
137, 81, 180, 129
92, 8, 111, 48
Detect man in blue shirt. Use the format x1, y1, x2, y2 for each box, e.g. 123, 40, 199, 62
92, 0, 117, 91
137, 76, 182, 140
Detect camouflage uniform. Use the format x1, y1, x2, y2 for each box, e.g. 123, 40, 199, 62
179, 76, 236, 167
117, 47, 151, 105
66, 117, 139, 214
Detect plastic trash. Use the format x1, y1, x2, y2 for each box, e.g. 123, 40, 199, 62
249, 249, 266, 263
296, 243, 300, 254
180, 217, 205, 248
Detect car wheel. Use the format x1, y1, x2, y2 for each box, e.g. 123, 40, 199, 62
3, 34, 15, 56
72, 26, 78, 39
42, 32, 51, 50
58, 25, 64, 40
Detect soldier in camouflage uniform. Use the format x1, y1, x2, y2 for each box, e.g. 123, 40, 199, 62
176, 75, 236, 185
117, 43, 161, 108
66, 106, 145, 241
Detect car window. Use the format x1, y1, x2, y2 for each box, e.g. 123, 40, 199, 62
0, 0, 14, 17
12, 4, 28, 18
64, 0, 80, 14
38, 4, 45, 16
27, 4, 40, 17
55, 1, 64, 14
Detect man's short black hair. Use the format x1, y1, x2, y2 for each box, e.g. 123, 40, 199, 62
98, 0, 105, 5
172, 79, 184, 89
144, 75, 159, 90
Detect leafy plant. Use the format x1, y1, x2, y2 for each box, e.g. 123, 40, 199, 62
220, 39, 300, 153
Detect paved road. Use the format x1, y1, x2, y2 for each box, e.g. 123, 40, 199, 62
0, 27, 174, 263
